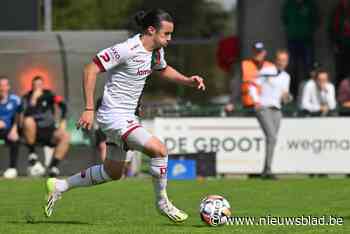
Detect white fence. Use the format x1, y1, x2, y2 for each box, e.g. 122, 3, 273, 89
154, 117, 350, 174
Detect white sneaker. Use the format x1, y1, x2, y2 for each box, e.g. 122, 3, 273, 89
44, 178, 62, 217
48, 167, 60, 177
3, 168, 18, 179
157, 199, 188, 223
27, 161, 46, 177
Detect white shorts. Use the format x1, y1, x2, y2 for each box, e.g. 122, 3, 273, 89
98, 115, 152, 161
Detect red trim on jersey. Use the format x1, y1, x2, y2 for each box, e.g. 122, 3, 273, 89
93, 56, 106, 72
121, 125, 141, 141
53, 95, 63, 104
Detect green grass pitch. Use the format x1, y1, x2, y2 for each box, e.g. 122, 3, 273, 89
0, 178, 349, 234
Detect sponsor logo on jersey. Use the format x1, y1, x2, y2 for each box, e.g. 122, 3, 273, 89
110, 47, 121, 60
130, 44, 140, 50
136, 68, 152, 76
132, 58, 146, 63
6, 103, 13, 110
100, 52, 110, 62
160, 167, 167, 176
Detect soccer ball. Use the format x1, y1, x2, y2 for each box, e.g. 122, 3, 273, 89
199, 195, 231, 226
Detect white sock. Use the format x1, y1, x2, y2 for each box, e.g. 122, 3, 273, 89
57, 165, 111, 192
150, 157, 168, 202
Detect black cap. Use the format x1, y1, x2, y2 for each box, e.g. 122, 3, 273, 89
252, 41, 266, 52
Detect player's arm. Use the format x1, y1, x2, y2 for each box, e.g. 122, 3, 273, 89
77, 43, 129, 130
156, 65, 205, 91
52, 95, 67, 129
7, 97, 23, 141
77, 62, 101, 130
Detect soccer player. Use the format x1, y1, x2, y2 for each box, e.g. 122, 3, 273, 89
22, 76, 70, 177
44, 9, 205, 223
0, 76, 22, 178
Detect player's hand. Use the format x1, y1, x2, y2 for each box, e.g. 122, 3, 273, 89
77, 110, 94, 130
7, 128, 19, 142
320, 105, 329, 114
254, 103, 262, 111
189, 76, 205, 91
224, 103, 235, 113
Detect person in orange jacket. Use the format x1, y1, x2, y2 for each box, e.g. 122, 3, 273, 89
225, 42, 273, 114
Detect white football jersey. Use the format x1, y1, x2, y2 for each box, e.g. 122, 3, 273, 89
95, 34, 167, 126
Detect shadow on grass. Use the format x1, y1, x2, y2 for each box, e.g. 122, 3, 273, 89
161, 223, 210, 228
9, 220, 92, 225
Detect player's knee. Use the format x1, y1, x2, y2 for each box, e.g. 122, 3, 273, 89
158, 144, 168, 158
109, 172, 123, 180
61, 131, 70, 143
55, 129, 70, 143
152, 143, 168, 158
103, 160, 124, 181
23, 117, 36, 129
266, 135, 277, 144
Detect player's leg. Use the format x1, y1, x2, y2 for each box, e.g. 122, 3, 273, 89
95, 129, 107, 161
256, 108, 278, 176
47, 127, 70, 176
22, 116, 37, 153
1, 127, 19, 178
125, 127, 188, 222
23, 117, 45, 176
3, 137, 20, 179
44, 143, 126, 217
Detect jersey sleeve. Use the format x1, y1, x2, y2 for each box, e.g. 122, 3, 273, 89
152, 48, 167, 71
15, 97, 23, 113
93, 42, 130, 72
10, 94, 23, 113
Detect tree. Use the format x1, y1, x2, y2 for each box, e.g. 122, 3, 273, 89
52, 0, 229, 37
53, 0, 141, 30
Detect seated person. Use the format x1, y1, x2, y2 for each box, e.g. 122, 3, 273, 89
337, 77, 350, 116
0, 76, 21, 178
22, 76, 70, 177
300, 69, 337, 116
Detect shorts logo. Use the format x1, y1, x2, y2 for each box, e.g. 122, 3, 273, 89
100, 52, 110, 62
6, 103, 13, 110
160, 167, 167, 176
80, 170, 86, 178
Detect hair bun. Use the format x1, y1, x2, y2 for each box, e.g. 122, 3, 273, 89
134, 11, 146, 27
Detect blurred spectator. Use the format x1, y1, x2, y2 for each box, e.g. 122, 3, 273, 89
282, 0, 318, 96
330, 0, 350, 84
297, 61, 321, 106
337, 77, 350, 116
300, 69, 337, 116
225, 41, 273, 114
0, 76, 21, 179
249, 49, 291, 179
22, 76, 70, 177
